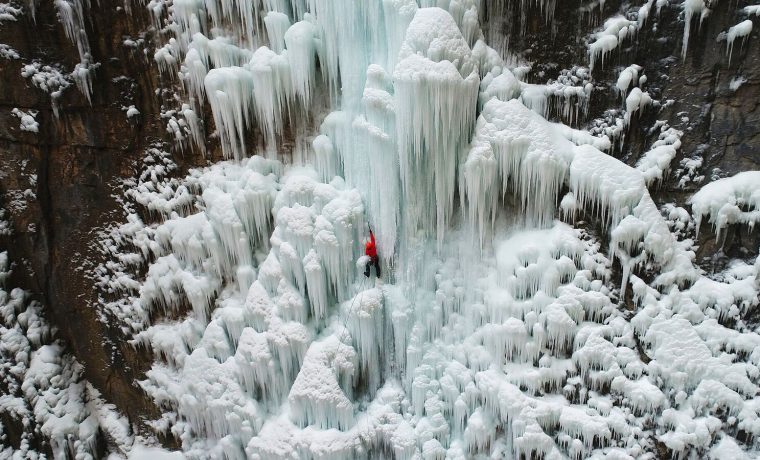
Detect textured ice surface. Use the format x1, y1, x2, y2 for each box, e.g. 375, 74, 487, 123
690, 171, 760, 237
0, 252, 133, 459
72, 0, 760, 458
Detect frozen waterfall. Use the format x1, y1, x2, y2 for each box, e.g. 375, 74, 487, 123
83, 0, 760, 459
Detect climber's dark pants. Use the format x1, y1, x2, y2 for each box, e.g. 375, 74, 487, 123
364, 256, 381, 278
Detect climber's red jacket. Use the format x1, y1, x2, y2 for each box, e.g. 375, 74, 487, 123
365, 231, 377, 258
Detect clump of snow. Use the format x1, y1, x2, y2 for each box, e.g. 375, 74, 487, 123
729, 75, 747, 92
636, 125, 682, 185
0, 2, 21, 21
689, 171, 760, 238
709, 435, 751, 460
0, 43, 19, 59
589, 16, 639, 70
125, 105, 140, 118
744, 5, 760, 17
11, 108, 39, 132
21, 62, 71, 116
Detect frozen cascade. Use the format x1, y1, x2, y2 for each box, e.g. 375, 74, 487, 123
394, 7, 479, 244
288, 335, 355, 430
317, 63, 402, 259
86, 0, 760, 458
204, 67, 256, 160
345, 287, 385, 397
464, 98, 573, 239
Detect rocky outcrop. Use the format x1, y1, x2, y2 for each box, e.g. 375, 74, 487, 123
0, 0, 171, 435
488, 0, 760, 268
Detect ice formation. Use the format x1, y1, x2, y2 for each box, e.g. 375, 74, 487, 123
690, 171, 760, 238
6, 0, 756, 457
589, 15, 640, 70
636, 124, 682, 186
394, 7, 479, 243
0, 252, 133, 458
682, 0, 711, 59
726, 19, 753, 64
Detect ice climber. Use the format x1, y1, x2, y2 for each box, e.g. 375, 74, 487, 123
364, 229, 381, 278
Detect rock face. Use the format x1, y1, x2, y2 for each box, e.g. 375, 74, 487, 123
0, 0, 169, 434
0, 0, 758, 456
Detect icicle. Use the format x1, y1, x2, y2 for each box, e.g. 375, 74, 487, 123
164, 348, 264, 440
312, 134, 340, 182
204, 67, 255, 159
250, 46, 293, 148
181, 104, 206, 152
244, 280, 275, 331
463, 143, 499, 247
465, 99, 573, 229
139, 254, 219, 322
569, 144, 646, 227
278, 242, 306, 296
55, 0, 91, 62
382, 0, 418, 71
264, 11, 291, 53
275, 279, 307, 325
70, 62, 94, 104
623, 87, 651, 126
682, 0, 710, 60
345, 288, 384, 397
303, 249, 328, 322
200, 321, 232, 361
394, 7, 479, 244
155, 39, 181, 76
689, 171, 760, 239
284, 20, 317, 107
726, 20, 753, 65
203, 187, 253, 273
615, 64, 642, 102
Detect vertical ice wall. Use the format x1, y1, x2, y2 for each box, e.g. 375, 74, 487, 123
394, 8, 479, 244
89, 0, 760, 458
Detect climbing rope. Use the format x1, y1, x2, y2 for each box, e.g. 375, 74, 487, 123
341, 223, 374, 335
341, 273, 369, 334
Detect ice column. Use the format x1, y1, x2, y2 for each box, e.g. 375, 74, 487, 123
393, 7, 479, 243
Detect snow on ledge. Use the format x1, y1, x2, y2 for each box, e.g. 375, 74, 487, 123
689, 171, 760, 238
126, 446, 186, 460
